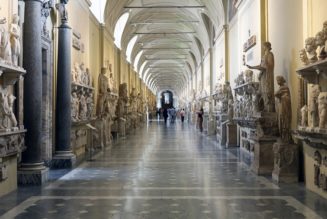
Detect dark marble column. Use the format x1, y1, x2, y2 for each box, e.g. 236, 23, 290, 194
18, 0, 48, 185
52, 13, 76, 169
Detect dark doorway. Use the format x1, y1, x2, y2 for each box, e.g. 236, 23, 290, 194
161, 91, 173, 109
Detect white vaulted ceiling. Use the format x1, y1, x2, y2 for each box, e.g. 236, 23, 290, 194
104, 0, 226, 95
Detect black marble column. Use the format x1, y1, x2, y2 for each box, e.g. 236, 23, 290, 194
18, 0, 48, 185
52, 19, 76, 168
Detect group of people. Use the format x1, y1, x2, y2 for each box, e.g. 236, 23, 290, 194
159, 108, 186, 124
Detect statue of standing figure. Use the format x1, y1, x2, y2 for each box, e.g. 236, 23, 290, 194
308, 84, 320, 128
10, 14, 20, 66
318, 92, 327, 129
247, 42, 275, 112
275, 76, 292, 142
96, 67, 110, 118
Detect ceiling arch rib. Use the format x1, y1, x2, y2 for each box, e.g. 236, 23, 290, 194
104, 0, 225, 96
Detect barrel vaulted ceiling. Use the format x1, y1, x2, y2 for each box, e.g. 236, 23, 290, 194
104, 0, 226, 95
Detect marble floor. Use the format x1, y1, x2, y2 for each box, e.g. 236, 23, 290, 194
0, 121, 326, 219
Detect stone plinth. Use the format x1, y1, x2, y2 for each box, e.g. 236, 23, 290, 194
216, 114, 228, 146
236, 113, 278, 175
251, 136, 277, 175
272, 141, 299, 183
226, 123, 238, 148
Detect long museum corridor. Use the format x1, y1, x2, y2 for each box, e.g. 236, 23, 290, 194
0, 122, 326, 219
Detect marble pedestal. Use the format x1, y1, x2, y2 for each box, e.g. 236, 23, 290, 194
118, 117, 126, 138
216, 114, 228, 146
93, 118, 113, 149
272, 140, 299, 183
237, 113, 278, 175
252, 136, 276, 175
226, 123, 238, 148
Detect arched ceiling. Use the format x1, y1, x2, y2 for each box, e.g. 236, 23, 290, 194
104, 0, 225, 95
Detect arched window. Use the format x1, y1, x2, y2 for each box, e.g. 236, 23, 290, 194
90, 0, 107, 23
114, 13, 129, 49
134, 50, 143, 71
126, 36, 138, 63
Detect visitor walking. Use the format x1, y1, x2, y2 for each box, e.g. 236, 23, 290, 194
180, 108, 185, 123
197, 107, 204, 132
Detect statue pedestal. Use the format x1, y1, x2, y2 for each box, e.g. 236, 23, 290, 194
226, 122, 237, 148
252, 136, 276, 175
272, 140, 299, 183
93, 118, 113, 149
216, 114, 228, 146
236, 113, 278, 175
118, 117, 126, 138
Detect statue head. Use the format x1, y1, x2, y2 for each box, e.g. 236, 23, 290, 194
119, 83, 127, 97
305, 37, 317, 53
263, 42, 272, 51
323, 21, 327, 34
12, 14, 19, 24
276, 75, 286, 86
315, 31, 326, 47
101, 67, 107, 75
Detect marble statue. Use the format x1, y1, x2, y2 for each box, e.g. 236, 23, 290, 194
318, 92, 327, 129
227, 99, 234, 121
71, 63, 78, 82
96, 67, 110, 117
300, 49, 310, 66
300, 105, 308, 127
315, 31, 327, 60
80, 63, 86, 84
117, 83, 128, 117
0, 7, 6, 51
7, 94, 17, 128
82, 67, 90, 86
56, 1, 68, 23
245, 69, 253, 83
0, 7, 6, 25
71, 92, 79, 122
247, 42, 275, 112
79, 91, 87, 121
304, 37, 318, 64
308, 84, 320, 128
322, 21, 327, 47
86, 92, 94, 119
275, 76, 292, 142
9, 14, 20, 66
0, 29, 11, 63
108, 64, 117, 93
235, 72, 245, 86
0, 88, 17, 129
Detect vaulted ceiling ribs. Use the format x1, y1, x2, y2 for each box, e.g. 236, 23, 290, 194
105, 0, 225, 95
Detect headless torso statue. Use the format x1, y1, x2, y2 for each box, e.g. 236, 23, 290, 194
247, 42, 275, 112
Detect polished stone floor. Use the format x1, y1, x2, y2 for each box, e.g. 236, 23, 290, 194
0, 121, 326, 219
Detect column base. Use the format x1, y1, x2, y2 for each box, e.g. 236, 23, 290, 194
18, 163, 49, 185
51, 151, 76, 169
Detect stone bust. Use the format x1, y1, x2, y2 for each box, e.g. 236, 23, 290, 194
305, 37, 318, 64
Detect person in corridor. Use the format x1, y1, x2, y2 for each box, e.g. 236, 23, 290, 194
180, 108, 185, 123
197, 107, 204, 132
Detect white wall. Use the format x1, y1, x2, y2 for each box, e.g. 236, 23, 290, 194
228, 0, 262, 88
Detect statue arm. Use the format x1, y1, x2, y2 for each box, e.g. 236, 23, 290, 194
246, 64, 265, 71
